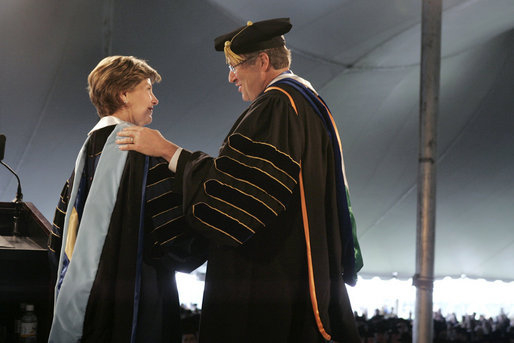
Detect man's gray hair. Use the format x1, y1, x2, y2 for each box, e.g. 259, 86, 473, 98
245, 44, 292, 70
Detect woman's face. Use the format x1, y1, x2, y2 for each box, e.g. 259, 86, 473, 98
124, 78, 159, 126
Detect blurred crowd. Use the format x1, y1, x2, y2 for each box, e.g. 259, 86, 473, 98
355, 308, 513, 342
180, 305, 201, 343
180, 304, 513, 343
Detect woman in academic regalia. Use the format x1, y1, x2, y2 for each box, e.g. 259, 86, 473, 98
47, 56, 206, 343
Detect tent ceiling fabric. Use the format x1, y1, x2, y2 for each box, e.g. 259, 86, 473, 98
1, 0, 513, 281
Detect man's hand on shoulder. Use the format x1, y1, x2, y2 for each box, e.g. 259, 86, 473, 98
116, 126, 178, 162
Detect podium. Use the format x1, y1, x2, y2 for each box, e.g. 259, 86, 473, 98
0, 201, 53, 342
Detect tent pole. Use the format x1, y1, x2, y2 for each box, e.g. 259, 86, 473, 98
414, 0, 441, 342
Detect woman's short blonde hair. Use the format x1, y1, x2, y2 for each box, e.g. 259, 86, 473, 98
87, 56, 162, 117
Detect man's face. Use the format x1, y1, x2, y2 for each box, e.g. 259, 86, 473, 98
228, 55, 265, 102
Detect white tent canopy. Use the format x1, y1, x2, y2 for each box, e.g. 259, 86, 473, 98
1, 0, 513, 281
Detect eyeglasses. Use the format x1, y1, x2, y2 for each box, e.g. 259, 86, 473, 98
228, 56, 258, 73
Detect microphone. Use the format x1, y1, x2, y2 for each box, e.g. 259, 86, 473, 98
0, 134, 23, 203
0, 134, 24, 236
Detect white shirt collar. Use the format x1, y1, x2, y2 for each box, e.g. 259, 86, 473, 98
88, 115, 129, 136
268, 70, 318, 95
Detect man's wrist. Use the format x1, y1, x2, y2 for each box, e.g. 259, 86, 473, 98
161, 140, 179, 162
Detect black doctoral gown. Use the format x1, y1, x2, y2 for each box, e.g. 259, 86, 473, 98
48, 124, 206, 343
172, 78, 362, 343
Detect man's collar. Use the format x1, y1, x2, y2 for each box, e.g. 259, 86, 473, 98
268, 70, 318, 95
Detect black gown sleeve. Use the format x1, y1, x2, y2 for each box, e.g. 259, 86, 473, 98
175, 91, 305, 246
47, 172, 74, 272
144, 157, 208, 272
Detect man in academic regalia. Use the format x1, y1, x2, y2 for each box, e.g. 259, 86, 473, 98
47, 56, 206, 343
118, 18, 364, 343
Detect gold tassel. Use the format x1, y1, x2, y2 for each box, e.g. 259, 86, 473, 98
224, 21, 253, 64
224, 41, 244, 64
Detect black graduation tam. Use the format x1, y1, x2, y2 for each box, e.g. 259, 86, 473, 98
214, 18, 292, 63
